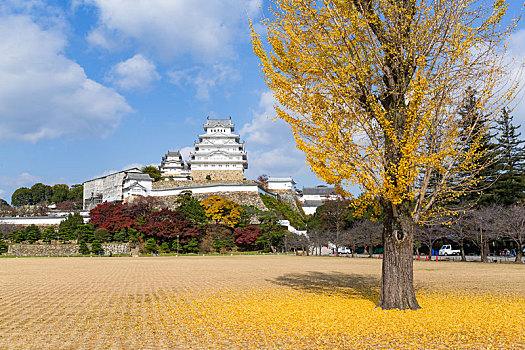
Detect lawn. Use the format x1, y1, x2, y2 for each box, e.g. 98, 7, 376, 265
0, 256, 523, 349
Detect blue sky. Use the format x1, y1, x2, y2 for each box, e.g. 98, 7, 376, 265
0, 1, 524, 204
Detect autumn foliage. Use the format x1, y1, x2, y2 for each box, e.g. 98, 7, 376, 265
89, 202, 135, 233
200, 195, 243, 228
234, 225, 261, 249
87, 194, 285, 254
139, 209, 200, 244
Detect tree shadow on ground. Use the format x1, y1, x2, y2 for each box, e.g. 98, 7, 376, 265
270, 271, 381, 304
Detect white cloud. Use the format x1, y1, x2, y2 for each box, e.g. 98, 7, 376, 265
0, 15, 132, 143
107, 54, 160, 91
0, 173, 41, 188
84, 0, 262, 61
167, 64, 240, 100
180, 146, 194, 163
240, 91, 315, 181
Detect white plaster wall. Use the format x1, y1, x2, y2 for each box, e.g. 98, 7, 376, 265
268, 181, 294, 190
302, 194, 339, 201
0, 215, 90, 225
152, 184, 277, 198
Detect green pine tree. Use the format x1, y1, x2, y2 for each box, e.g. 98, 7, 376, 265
176, 193, 208, 226
159, 242, 171, 254
59, 213, 84, 242
490, 108, 525, 205
75, 223, 95, 242
457, 87, 499, 207
41, 227, 56, 243
0, 238, 8, 254
91, 240, 103, 255
79, 240, 90, 255
25, 225, 41, 244
183, 237, 199, 253
113, 229, 128, 242
144, 238, 158, 253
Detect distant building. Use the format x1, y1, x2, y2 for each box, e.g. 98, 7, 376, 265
83, 168, 153, 210
188, 117, 248, 181
300, 186, 339, 215
159, 151, 191, 180
267, 177, 296, 191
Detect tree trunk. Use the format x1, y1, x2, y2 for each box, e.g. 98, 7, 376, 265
460, 239, 466, 262
481, 241, 489, 263
378, 200, 420, 310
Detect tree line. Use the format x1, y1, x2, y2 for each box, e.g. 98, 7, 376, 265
1, 183, 83, 209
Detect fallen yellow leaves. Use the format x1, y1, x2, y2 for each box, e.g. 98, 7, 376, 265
81, 287, 525, 349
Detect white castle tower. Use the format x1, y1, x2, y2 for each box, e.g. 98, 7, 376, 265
159, 151, 191, 180
188, 117, 248, 181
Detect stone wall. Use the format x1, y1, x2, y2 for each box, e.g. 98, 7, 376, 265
161, 191, 268, 211
273, 189, 305, 214
7, 243, 131, 256
101, 243, 131, 256
8, 244, 80, 256
190, 170, 244, 181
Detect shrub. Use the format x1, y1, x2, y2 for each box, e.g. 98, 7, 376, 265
25, 225, 41, 244
159, 242, 171, 254
144, 238, 158, 253
183, 237, 199, 253
79, 241, 90, 255
114, 229, 128, 242
94, 228, 109, 242
41, 227, 56, 243
0, 238, 8, 254
91, 240, 103, 255
75, 224, 95, 242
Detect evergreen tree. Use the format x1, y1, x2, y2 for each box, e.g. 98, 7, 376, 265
0, 238, 8, 254
41, 227, 56, 243
176, 192, 208, 226
159, 242, 171, 253
94, 228, 110, 242
30, 183, 52, 204
25, 225, 41, 243
91, 240, 103, 255
11, 187, 32, 206
457, 87, 499, 206
113, 229, 128, 242
144, 238, 158, 253
127, 228, 139, 243
491, 108, 525, 205
183, 237, 199, 253
59, 213, 84, 242
79, 240, 90, 255
75, 223, 95, 242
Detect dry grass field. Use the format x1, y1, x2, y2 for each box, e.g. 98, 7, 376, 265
0, 256, 524, 349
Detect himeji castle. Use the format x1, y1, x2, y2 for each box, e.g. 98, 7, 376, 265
187, 117, 248, 181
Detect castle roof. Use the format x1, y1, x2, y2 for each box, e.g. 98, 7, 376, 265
302, 186, 336, 195
125, 173, 153, 182
204, 117, 234, 130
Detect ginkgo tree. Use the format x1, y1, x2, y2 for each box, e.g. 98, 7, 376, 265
252, 0, 520, 310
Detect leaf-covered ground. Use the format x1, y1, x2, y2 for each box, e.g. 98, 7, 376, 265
0, 256, 523, 349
